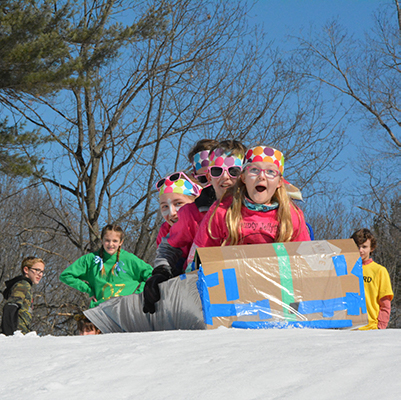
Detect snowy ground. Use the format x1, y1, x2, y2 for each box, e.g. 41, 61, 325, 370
1, 328, 400, 400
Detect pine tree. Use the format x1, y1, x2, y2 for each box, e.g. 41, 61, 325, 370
0, 0, 169, 176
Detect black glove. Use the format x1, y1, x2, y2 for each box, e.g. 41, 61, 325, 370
142, 267, 172, 314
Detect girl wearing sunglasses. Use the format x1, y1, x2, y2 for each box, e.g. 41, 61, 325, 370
143, 140, 247, 314
156, 171, 200, 247
188, 146, 310, 262
205, 143, 245, 199
189, 138, 219, 188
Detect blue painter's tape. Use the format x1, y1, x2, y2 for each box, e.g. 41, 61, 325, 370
345, 292, 360, 315
297, 299, 322, 314
351, 258, 367, 314
296, 297, 346, 317
332, 255, 348, 276
210, 304, 237, 317
222, 268, 239, 301
256, 299, 272, 320
197, 267, 213, 325
206, 300, 273, 320
232, 319, 353, 329
205, 272, 219, 287
351, 257, 363, 277
180, 274, 186, 280
233, 303, 258, 317
233, 299, 272, 320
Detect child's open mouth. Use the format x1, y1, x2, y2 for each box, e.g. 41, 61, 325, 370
256, 186, 266, 192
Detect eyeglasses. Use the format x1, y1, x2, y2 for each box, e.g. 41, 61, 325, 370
29, 267, 45, 276
245, 166, 280, 180
156, 171, 201, 195
209, 166, 242, 179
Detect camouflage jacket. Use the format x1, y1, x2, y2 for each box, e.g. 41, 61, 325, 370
2, 276, 33, 334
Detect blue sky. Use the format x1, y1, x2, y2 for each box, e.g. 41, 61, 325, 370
250, 0, 382, 39
246, 1, 385, 205
5, 1, 388, 229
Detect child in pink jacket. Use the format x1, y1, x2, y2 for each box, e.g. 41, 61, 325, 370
188, 145, 310, 262
143, 140, 246, 313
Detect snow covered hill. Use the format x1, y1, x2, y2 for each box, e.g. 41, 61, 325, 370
1, 328, 400, 399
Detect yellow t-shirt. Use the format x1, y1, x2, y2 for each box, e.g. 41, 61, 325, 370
359, 260, 393, 330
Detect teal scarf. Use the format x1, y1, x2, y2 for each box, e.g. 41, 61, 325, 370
244, 197, 279, 212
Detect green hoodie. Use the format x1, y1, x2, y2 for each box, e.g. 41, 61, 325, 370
60, 249, 153, 308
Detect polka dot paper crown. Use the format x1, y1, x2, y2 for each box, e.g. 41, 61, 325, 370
157, 171, 201, 197
192, 150, 211, 174
244, 146, 284, 175
209, 148, 244, 168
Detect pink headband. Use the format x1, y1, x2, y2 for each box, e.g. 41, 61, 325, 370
244, 146, 284, 175
209, 148, 244, 168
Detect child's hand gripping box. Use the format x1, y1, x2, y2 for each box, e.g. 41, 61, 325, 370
195, 239, 368, 329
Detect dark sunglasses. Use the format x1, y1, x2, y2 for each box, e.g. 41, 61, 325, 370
156, 171, 200, 195
193, 173, 208, 185
209, 166, 242, 179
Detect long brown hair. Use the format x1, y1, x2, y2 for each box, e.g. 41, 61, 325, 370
99, 224, 124, 276
208, 173, 302, 245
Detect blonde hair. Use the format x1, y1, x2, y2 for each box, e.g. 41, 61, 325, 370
99, 224, 124, 276
21, 256, 45, 275
208, 173, 302, 245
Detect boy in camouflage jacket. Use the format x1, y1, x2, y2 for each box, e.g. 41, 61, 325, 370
1, 257, 45, 335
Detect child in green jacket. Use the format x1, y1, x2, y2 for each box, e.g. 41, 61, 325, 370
60, 224, 153, 308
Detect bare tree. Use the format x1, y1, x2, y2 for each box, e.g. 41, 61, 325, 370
0, 0, 361, 335
0, 175, 86, 335
2, 0, 346, 258
294, 0, 400, 222
370, 195, 401, 328
293, 2, 401, 325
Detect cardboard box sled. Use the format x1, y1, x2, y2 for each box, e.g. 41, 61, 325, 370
85, 239, 368, 332
195, 239, 368, 330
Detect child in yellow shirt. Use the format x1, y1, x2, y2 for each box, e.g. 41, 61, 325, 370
351, 228, 393, 330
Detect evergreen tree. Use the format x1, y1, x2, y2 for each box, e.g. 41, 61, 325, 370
0, 0, 74, 176
0, 0, 169, 176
